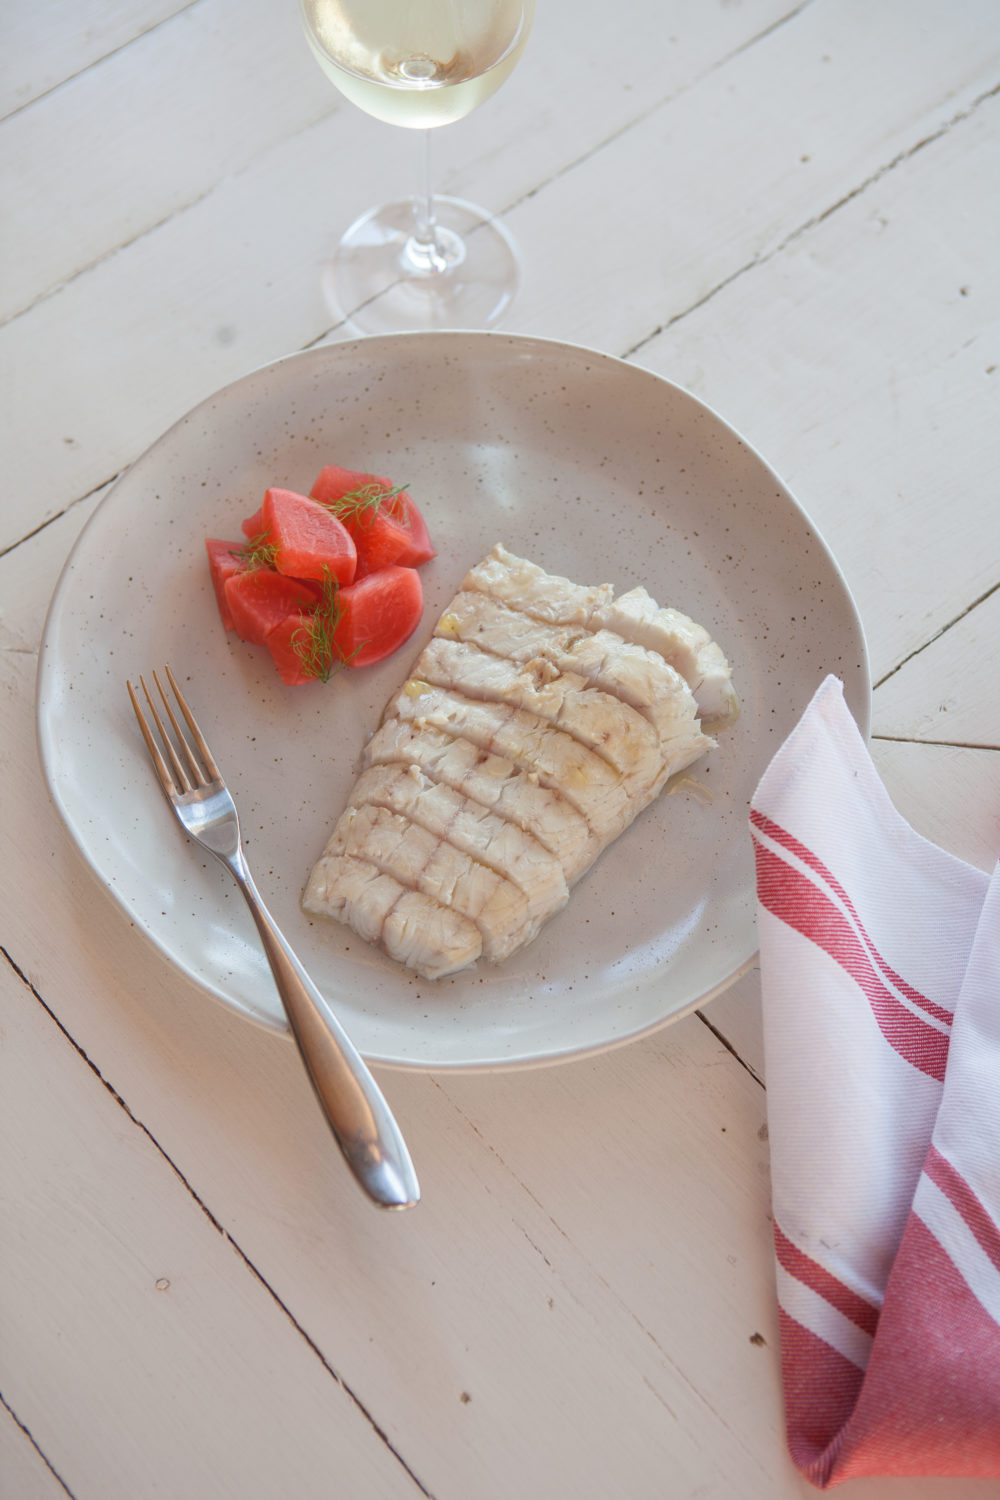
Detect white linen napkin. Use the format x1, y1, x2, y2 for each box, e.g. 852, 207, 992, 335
750, 674, 1000, 1488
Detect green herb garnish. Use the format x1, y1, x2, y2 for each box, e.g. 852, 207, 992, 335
320, 480, 410, 529
291, 568, 361, 682
236, 532, 278, 572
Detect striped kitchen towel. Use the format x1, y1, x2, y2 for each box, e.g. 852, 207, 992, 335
750, 674, 1000, 1488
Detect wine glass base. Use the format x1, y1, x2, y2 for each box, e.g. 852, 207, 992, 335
322, 196, 521, 334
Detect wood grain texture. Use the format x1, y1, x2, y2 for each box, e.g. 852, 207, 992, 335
0, 0, 189, 118
873, 588, 1000, 747
9, 1, 998, 545
637, 91, 1000, 683
1, 0, 336, 322
0, 1404, 70, 1500
0, 960, 424, 1500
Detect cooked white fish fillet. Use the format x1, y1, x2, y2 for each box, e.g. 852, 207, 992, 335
305, 853, 482, 977
322, 802, 539, 962
303, 544, 737, 979
436, 590, 703, 746
462, 545, 613, 624
361, 719, 597, 880
465, 544, 739, 726
347, 763, 569, 922
591, 588, 739, 726
386, 683, 636, 839
411, 636, 664, 785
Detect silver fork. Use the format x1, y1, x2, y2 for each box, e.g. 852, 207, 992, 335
127, 666, 419, 1210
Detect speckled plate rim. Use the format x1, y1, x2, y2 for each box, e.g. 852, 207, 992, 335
36, 332, 870, 1071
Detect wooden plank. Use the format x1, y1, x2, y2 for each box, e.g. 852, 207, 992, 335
0, 1407, 70, 1500
0, 0, 188, 119
0, 950, 791, 1495
0, 113, 378, 549
428, 0, 808, 235
629, 90, 1000, 682
872, 588, 1000, 747
504, 0, 1000, 355
0, 959, 424, 1500
0, 0, 337, 322
697, 968, 766, 1086
872, 735, 1000, 870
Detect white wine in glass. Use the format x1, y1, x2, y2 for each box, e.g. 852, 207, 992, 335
300, 0, 534, 332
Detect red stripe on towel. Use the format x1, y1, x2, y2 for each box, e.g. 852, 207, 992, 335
777, 1308, 867, 1484
753, 838, 949, 1081
750, 808, 953, 1028
925, 1146, 1000, 1276
774, 1221, 881, 1337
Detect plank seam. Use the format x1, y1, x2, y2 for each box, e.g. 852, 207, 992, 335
1, 2, 203, 125
0, 1388, 75, 1499
622, 79, 1000, 360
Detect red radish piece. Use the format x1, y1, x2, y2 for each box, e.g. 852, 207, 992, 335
310, 465, 435, 574
241, 506, 264, 539
261, 487, 357, 585
224, 569, 322, 646
205, 538, 246, 631
265, 613, 326, 686
265, 566, 424, 680
336, 565, 424, 668
208, 465, 434, 683
266, 568, 424, 680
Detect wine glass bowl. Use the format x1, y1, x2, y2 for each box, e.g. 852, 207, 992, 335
300, 0, 534, 333
302, 0, 531, 128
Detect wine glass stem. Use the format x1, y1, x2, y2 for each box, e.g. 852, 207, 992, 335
404, 131, 464, 277
415, 131, 437, 253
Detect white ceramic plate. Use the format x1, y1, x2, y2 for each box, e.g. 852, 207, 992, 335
37, 333, 869, 1070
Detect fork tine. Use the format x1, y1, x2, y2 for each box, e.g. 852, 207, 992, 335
127, 677, 179, 796
163, 665, 222, 783
150, 668, 207, 789
140, 671, 195, 792
129, 667, 224, 794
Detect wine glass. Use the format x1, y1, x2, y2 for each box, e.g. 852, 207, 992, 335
300, 0, 534, 333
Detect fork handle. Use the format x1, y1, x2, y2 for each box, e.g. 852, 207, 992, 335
229, 859, 420, 1210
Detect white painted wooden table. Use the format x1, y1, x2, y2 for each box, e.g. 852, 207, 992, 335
4, 2, 999, 1495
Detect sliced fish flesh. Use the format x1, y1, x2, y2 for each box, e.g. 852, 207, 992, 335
303, 544, 737, 979
304, 853, 482, 978
361, 718, 597, 880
